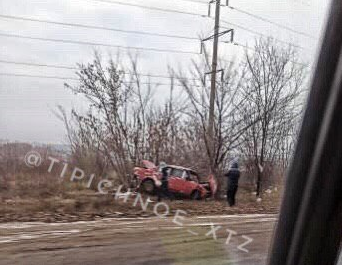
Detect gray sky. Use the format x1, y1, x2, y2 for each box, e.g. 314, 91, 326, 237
0, 0, 330, 144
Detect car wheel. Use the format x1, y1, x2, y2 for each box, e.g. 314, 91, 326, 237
190, 190, 201, 200
141, 179, 155, 194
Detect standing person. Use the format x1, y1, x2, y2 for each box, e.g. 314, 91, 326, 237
157, 162, 172, 202
225, 161, 240, 206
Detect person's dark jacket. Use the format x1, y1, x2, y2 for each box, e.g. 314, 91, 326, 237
161, 167, 168, 182
160, 167, 169, 191
225, 162, 240, 186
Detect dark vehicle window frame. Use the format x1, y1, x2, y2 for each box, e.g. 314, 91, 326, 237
268, 0, 342, 264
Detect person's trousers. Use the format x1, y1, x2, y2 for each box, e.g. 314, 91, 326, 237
157, 181, 173, 201
227, 184, 238, 206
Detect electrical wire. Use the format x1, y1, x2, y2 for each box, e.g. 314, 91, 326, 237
220, 23, 309, 51
174, 0, 317, 39
0, 32, 199, 55
0, 4, 311, 52
87, 0, 313, 50
0, 72, 199, 86
87, 0, 207, 17
227, 6, 316, 40
0, 14, 198, 41
0, 59, 201, 81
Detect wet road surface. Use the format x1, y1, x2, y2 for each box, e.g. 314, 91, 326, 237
0, 214, 278, 265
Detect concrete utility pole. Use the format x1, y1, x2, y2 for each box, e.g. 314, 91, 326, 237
208, 0, 221, 170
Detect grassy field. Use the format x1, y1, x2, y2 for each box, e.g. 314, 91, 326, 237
0, 172, 282, 222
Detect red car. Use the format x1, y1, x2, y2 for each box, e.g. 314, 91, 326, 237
133, 160, 217, 200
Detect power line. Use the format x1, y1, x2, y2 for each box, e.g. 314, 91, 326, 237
0, 59, 201, 81
87, 0, 206, 17
0, 14, 198, 41
175, 0, 317, 40
220, 23, 309, 51
0, 59, 76, 70
227, 6, 316, 40
0, 73, 78, 80
77, 0, 310, 51
0, 13, 246, 49
0, 35, 305, 68
0, 32, 199, 55
93, 0, 312, 51
0, 33, 235, 64
0, 72, 198, 86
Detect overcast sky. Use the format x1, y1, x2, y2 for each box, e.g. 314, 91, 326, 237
0, 0, 330, 144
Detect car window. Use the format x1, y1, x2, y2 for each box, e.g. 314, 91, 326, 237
189, 173, 199, 182
182, 170, 190, 180
170, 168, 184, 178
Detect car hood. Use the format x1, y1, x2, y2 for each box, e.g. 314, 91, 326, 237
142, 160, 157, 169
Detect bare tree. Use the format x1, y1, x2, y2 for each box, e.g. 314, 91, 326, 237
176, 49, 256, 192
60, 40, 306, 195
63, 52, 184, 186
239, 38, 306, 196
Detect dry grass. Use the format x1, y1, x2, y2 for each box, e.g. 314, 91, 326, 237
0, 171, 283, 223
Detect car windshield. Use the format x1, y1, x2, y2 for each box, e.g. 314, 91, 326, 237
0, 0, 338, 265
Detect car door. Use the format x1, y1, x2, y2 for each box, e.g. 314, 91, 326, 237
168, 168, 184, 192
182, 171, 198, 195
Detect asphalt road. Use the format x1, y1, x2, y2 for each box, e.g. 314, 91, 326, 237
0, 214, 278, 265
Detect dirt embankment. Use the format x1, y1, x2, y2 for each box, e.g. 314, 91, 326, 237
0, 187, 281, 223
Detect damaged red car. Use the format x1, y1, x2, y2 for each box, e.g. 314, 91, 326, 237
132, 160, 217, 200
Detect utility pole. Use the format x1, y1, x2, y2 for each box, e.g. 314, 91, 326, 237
202, 0, 233, 172
208, 0, 221, 171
